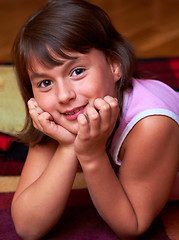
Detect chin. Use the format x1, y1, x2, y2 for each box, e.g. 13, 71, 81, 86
69, 127, 78, 135
62, 123, 79, 135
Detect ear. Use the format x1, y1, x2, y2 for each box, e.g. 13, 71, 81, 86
108, 57, 122, 82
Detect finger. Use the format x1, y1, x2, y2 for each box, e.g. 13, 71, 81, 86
28, 99, 45, 130
28, 99, 43, 131
94, 98, 111, 131
28, 98, 44, 114
38, 112, 53, 126
85, 106, 100, 137
28, 99, 49, 132
77, 113, 90, 140
28, 98, 37, 109
38, 112, 56, 134
32, 118, 44, 132
103, 96, 119, 124
32, 120, 39, 130
28, 98, 44, 115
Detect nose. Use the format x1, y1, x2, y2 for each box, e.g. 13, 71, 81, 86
56, 80, 76, 104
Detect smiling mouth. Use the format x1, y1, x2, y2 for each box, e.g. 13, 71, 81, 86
64, 105, 87, 116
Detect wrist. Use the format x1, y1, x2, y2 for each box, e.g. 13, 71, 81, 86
58, 143, 75, 154
77, 149, 107, 169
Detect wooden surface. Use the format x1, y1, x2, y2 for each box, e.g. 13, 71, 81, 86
0, 0, 179, 62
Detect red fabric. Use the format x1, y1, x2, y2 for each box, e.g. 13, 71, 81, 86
137, 57, 179, 90
0, 192, 14, 210
0, 161, 24, 175
169, 58, 179, 84
0, 134, 13, 151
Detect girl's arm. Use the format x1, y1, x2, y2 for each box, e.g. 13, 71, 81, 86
75, 97, 179, 239
11, 99, 78, 239
12, 141, 78, 240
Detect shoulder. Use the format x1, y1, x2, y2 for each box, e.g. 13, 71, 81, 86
121, 79, 179, 140
128, 115, 178, 139
127, 79, 179, 109
127, 115, 178, 143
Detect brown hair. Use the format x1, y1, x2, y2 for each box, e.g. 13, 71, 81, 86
12, 0, 138, 145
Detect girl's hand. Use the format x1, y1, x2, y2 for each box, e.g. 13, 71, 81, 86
28, 98, 76, 145
74, 96, 119, 161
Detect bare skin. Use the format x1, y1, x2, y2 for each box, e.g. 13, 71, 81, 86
11, 49, 179, 240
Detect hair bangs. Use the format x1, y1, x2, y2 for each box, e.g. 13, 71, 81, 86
25, 41, 78, 72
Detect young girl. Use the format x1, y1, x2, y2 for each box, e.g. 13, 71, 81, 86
11, 0, 179, 239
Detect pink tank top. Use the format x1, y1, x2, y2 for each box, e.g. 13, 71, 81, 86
111, 78, 179, 165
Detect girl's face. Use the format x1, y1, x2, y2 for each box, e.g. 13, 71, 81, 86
28, 49, 121, 134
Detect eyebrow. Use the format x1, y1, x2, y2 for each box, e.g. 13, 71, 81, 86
29, 57, 80, 81
30, 73, 50, 81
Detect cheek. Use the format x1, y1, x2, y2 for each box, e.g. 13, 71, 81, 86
87, 78, 115, 98
90, 69, 116, 96
34, 94, 55, 113
78, 77, 102, 96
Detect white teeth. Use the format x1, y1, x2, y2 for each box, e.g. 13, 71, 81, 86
65, 106, 84, 115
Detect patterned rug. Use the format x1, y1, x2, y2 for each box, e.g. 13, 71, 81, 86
1, 191, 175, 240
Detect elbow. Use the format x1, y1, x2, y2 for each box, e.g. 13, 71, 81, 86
115, 228, 147, 240
11, 207, 60, 240
11, 209, 43, 240
12, 216, 52, 240
112, 217, 151, 240
13, 226, 34, 240
114, 229, 142, 240
11, 208, 28, 239
13, 222, 50, 240
12, 219, 40, 240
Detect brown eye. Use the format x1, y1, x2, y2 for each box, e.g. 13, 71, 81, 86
39, 80, 53, 88
71, 67, 85, 77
